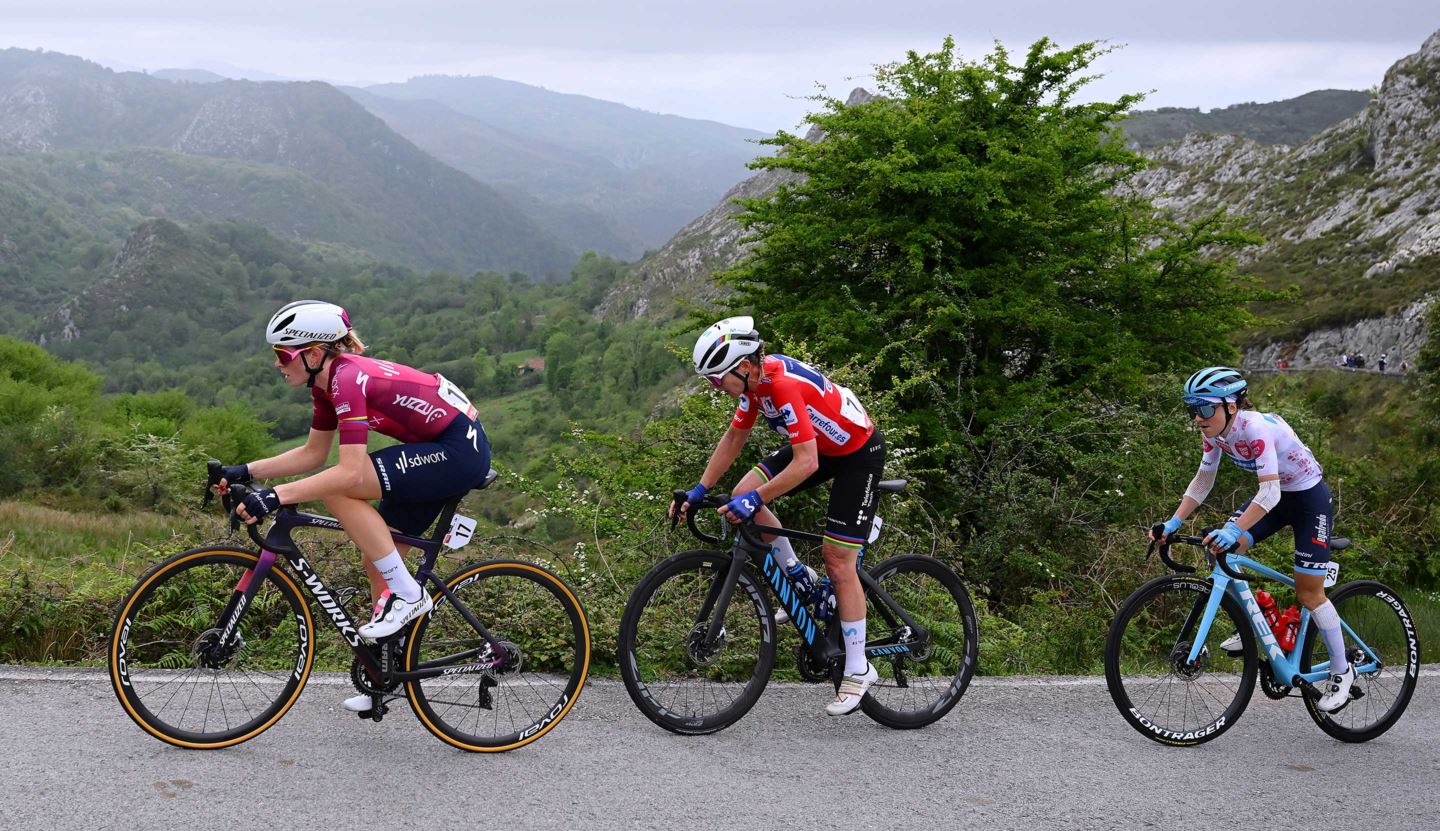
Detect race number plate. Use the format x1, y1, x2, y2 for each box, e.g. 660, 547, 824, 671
445, 514, 477, 550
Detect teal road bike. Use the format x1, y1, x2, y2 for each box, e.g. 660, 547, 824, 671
1105, 524, 1420, 746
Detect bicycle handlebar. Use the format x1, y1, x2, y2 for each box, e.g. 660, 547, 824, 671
203, 459, 272, 550
1148, 522, 1247, 580
673, 490, 732, 545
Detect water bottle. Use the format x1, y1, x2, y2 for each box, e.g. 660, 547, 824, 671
1255, 589, 1280, 632
1277, 605, 1301, 652
782, 555, 815, 599
811, 577, 837, 621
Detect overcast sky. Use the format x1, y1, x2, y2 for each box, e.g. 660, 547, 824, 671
1, 1, 1435, 131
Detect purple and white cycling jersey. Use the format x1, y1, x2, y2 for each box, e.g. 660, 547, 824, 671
1199, 410, 1323, 490
311, 354, 477, 446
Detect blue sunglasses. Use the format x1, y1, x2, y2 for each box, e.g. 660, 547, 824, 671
1184, 397, 1223, 419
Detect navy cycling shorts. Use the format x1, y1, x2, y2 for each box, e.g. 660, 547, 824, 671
753, 430, 886, 552
1228, 479, 1333, 575
370, 415, 491, 536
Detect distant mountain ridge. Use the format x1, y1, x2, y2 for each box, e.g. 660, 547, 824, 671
0, 48, 576, 277
1122, 90, 1371, 149
357, 75, 770, 259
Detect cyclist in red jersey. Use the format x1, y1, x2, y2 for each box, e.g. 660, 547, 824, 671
672, 317, 886, 715
213, 301, 491, 711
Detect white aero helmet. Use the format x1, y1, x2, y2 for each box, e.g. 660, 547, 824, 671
692, 316, 762, 376
266, 300, 351, 347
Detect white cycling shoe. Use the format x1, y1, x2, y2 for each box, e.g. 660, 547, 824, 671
358, 590, 433, 641
826, 662, 878, 716
774, 565, 819, 625
1316, 665, 1357, 712
343, 693, 376, 713
1220, 632, 1244, 656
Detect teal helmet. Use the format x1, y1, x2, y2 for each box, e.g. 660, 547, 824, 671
1183, 366, 1247, 403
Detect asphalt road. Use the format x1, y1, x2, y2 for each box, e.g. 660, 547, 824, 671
3, 666, 1437, 830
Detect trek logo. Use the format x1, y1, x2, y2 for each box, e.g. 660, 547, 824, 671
763, 549, 817, 644
396, 449, 448, 474
393, 394, 448, 423
1238, 585, 1287, 663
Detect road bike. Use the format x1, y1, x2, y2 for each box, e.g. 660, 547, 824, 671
1104, 523, 1419, 746
108, 461, 590, 752
617, 481, 978, 734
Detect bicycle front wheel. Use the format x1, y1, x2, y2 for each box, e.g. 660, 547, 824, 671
1300, 580, 1420, 742
404, 560, 590, 752
1105, 575, 1256, 746
617, 549, 776, 735
109, 546, 314, 749
858, 555, 978, 729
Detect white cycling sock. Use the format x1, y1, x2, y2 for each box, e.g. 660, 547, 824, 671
373, 551, 422, 603
841, 618, 868, 675
769, 536, 797, 569
1312, 600, 1349, 675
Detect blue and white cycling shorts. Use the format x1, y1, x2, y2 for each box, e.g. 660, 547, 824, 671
1228, 479, 1333, 576
369, 415, 490, 536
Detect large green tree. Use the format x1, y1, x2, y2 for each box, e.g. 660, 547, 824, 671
724, 38, 1274, 602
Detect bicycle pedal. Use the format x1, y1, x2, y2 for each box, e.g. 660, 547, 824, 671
359, 703, 388, 722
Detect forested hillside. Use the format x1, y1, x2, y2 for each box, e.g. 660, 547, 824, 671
0, 48, 576, 277
2, 37, 1436, 675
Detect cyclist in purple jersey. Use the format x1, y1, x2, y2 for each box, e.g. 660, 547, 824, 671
214, 301, 491, 711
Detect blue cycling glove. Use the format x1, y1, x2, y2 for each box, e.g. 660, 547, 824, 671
1162, 515, 1182, 536
684, 482, 709, 506
725, 490, 764, 521
241, 487, 282, 521
1207, 521, 1247, 551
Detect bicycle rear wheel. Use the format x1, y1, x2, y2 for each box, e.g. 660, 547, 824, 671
404, 560, 590, 752
1300, 580, 1420, 742
1104, 575, 1256, 746
617, 549, 776, 734
858, 555, 978, 729
109, 546, 314, 749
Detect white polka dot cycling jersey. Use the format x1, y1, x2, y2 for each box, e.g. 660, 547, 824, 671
1199, 410, 1323, 491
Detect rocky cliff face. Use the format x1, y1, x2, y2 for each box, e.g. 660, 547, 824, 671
600, 36, 1440, 368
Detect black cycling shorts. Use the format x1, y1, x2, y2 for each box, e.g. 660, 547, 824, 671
370, 415, 491, 536
753, 430, 886, 551
1228, 479, 1333, 575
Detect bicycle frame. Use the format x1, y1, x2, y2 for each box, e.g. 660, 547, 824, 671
692, 513, 928, 667
216, 503, 508, 687
1183, 555, 1384, 686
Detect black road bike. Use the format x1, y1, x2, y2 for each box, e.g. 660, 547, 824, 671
109, 462, 590, 752
617, 481, 978, 734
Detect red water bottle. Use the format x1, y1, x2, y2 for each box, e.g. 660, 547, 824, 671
1255, 590, 1280, 631
1277, 605, 1301, 652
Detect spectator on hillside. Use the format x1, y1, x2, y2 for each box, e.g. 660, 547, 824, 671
1401, 360, 1409, 375
1379, 353, 1388, 373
